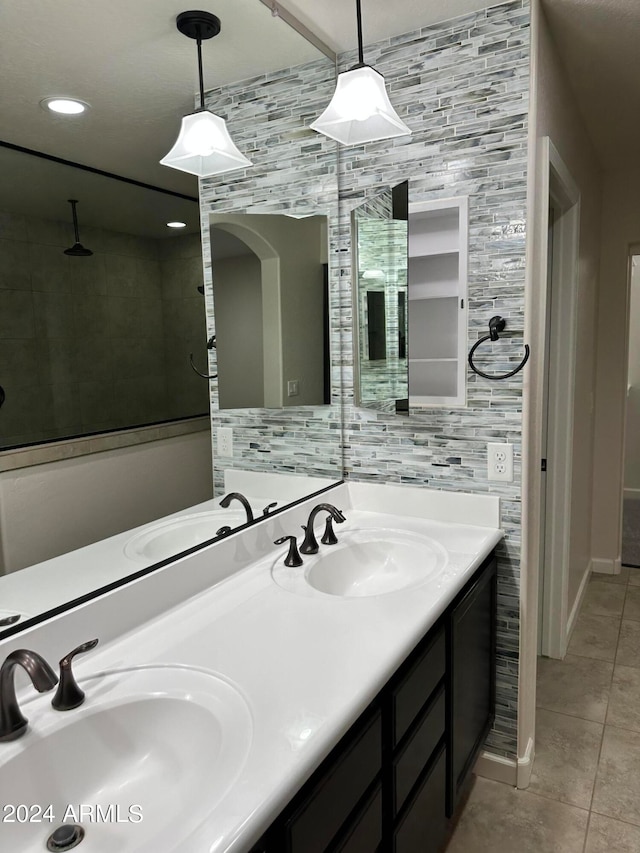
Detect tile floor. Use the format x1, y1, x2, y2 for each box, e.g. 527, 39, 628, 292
445, 565, 640, 852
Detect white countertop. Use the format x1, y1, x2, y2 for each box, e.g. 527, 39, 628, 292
0, 482, 502, 853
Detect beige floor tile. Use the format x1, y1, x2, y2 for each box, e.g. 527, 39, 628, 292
592, 725, 640, 825
591, 567, 630, 585
616, 620, 640, 668
585, 813, 640, 853
528, 709, 602, 808
445, 777, 588, 853
536, 655, 613, 722
624, 586, 640, 620
581, 582, 626, 618
607, 665, 640, 732
628, 568, 640, 587
567, 613, 621, 662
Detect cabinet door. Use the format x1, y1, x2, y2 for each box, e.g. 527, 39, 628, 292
285, 711, 382, 853
448, 557, 497, 815
394, 745, 447, 853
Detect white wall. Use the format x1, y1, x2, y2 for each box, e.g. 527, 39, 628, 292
531, 0, 602, 600
0, 429, 212, 573
624, 259, 640, 496
215, 254, 264, 409
592, 171, 640, 562
519, 0, 602, 773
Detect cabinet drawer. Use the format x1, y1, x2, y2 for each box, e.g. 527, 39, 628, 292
393, 628, 445, 744
394, 745, 447, 853
393, 687, 445, 814
334, 783, 382, 853
286, 711, 382, 853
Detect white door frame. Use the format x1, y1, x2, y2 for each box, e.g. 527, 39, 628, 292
619, 247, 640, 537
538, 138, 581, 659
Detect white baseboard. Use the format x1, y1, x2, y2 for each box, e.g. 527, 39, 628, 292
591, 556, 622, 576
516, 736, 535, 789
474, 750, 517, 786
624, 488, 640, 501
565, 560, 592, 650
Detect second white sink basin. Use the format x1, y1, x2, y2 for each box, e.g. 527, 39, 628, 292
1, 665, 253, 852
272, 528, 448, 598
124, 510, 246, 563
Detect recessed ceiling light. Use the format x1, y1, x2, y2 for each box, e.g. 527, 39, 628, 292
167, 221, 187, 229
40, 97, 89, 115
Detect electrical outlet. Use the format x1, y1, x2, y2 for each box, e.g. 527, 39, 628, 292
217, 427, 233, 457
487, 443, 513, 482
287, 380, 299, 397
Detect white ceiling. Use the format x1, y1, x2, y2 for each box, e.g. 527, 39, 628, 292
0, 0, 636, 207
540, 0, 640, 168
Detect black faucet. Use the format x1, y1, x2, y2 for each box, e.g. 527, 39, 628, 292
0, 649, 58, 741
219, 492, 254, 525
300, 504, 346, 554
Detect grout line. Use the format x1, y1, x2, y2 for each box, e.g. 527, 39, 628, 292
534, 703, 607, 727
586, 579, 627, 830
589, 807, 640, 831
582, 811, 591, 853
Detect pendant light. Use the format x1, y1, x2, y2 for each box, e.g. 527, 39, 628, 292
310, 0, 411, 146
161, 11, 252, 178
63, 200, 93, 257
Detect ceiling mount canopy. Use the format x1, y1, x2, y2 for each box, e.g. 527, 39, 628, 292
310, 0, 411, 146
63, 199, 93, 257
160, 9, 252, 179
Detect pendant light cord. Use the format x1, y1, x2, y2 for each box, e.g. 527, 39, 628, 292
69, 199, 80, 243
196, 27, 205, 110
356, 0, 364, 65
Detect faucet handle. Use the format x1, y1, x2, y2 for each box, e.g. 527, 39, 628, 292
300, 523, 319, 555
51, 638, 99, 712
321, 516, 339, 546
274, 536, 303, 567
262, 502, 278, 517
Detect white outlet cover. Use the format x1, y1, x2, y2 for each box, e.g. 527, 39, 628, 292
487, 442, 513, 482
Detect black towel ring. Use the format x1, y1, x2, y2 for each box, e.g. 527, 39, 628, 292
468, 316, 530, 380
189, 335, 217, 380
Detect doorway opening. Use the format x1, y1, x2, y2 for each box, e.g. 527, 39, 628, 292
537, 139, 581, 659
621, 250, 640, 567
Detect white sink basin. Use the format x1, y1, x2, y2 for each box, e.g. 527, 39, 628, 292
124, 510, 246, 563
1, 665, 252, 852
272, 528, 448, 598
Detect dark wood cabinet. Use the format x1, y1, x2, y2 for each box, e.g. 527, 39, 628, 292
447, 556, 497, 816
253, 553, 497, 853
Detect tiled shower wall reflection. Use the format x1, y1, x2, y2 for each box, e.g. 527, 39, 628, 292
201, 0, 529, 758
0, 213, 207, 447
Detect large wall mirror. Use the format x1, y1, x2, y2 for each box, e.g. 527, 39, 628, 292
211, 213, 330, 409
353, 182, 468, 413
0, 143, 206, 449
0, 0, 341, 640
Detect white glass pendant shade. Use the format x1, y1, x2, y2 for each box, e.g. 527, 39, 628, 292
160, 110, 252, 177
310, 65, 411, 146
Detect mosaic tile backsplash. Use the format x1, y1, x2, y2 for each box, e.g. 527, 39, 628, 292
200, 0, 530, 759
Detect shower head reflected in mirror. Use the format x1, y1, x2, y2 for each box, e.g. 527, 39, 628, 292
64, 199, 93, 257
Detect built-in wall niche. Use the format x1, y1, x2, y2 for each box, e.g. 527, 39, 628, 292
408, 198, 468, 407
352, 184, 468, 412
210, 213, 330, 409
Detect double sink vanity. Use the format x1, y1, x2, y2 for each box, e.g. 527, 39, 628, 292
0, 479, 502, 852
